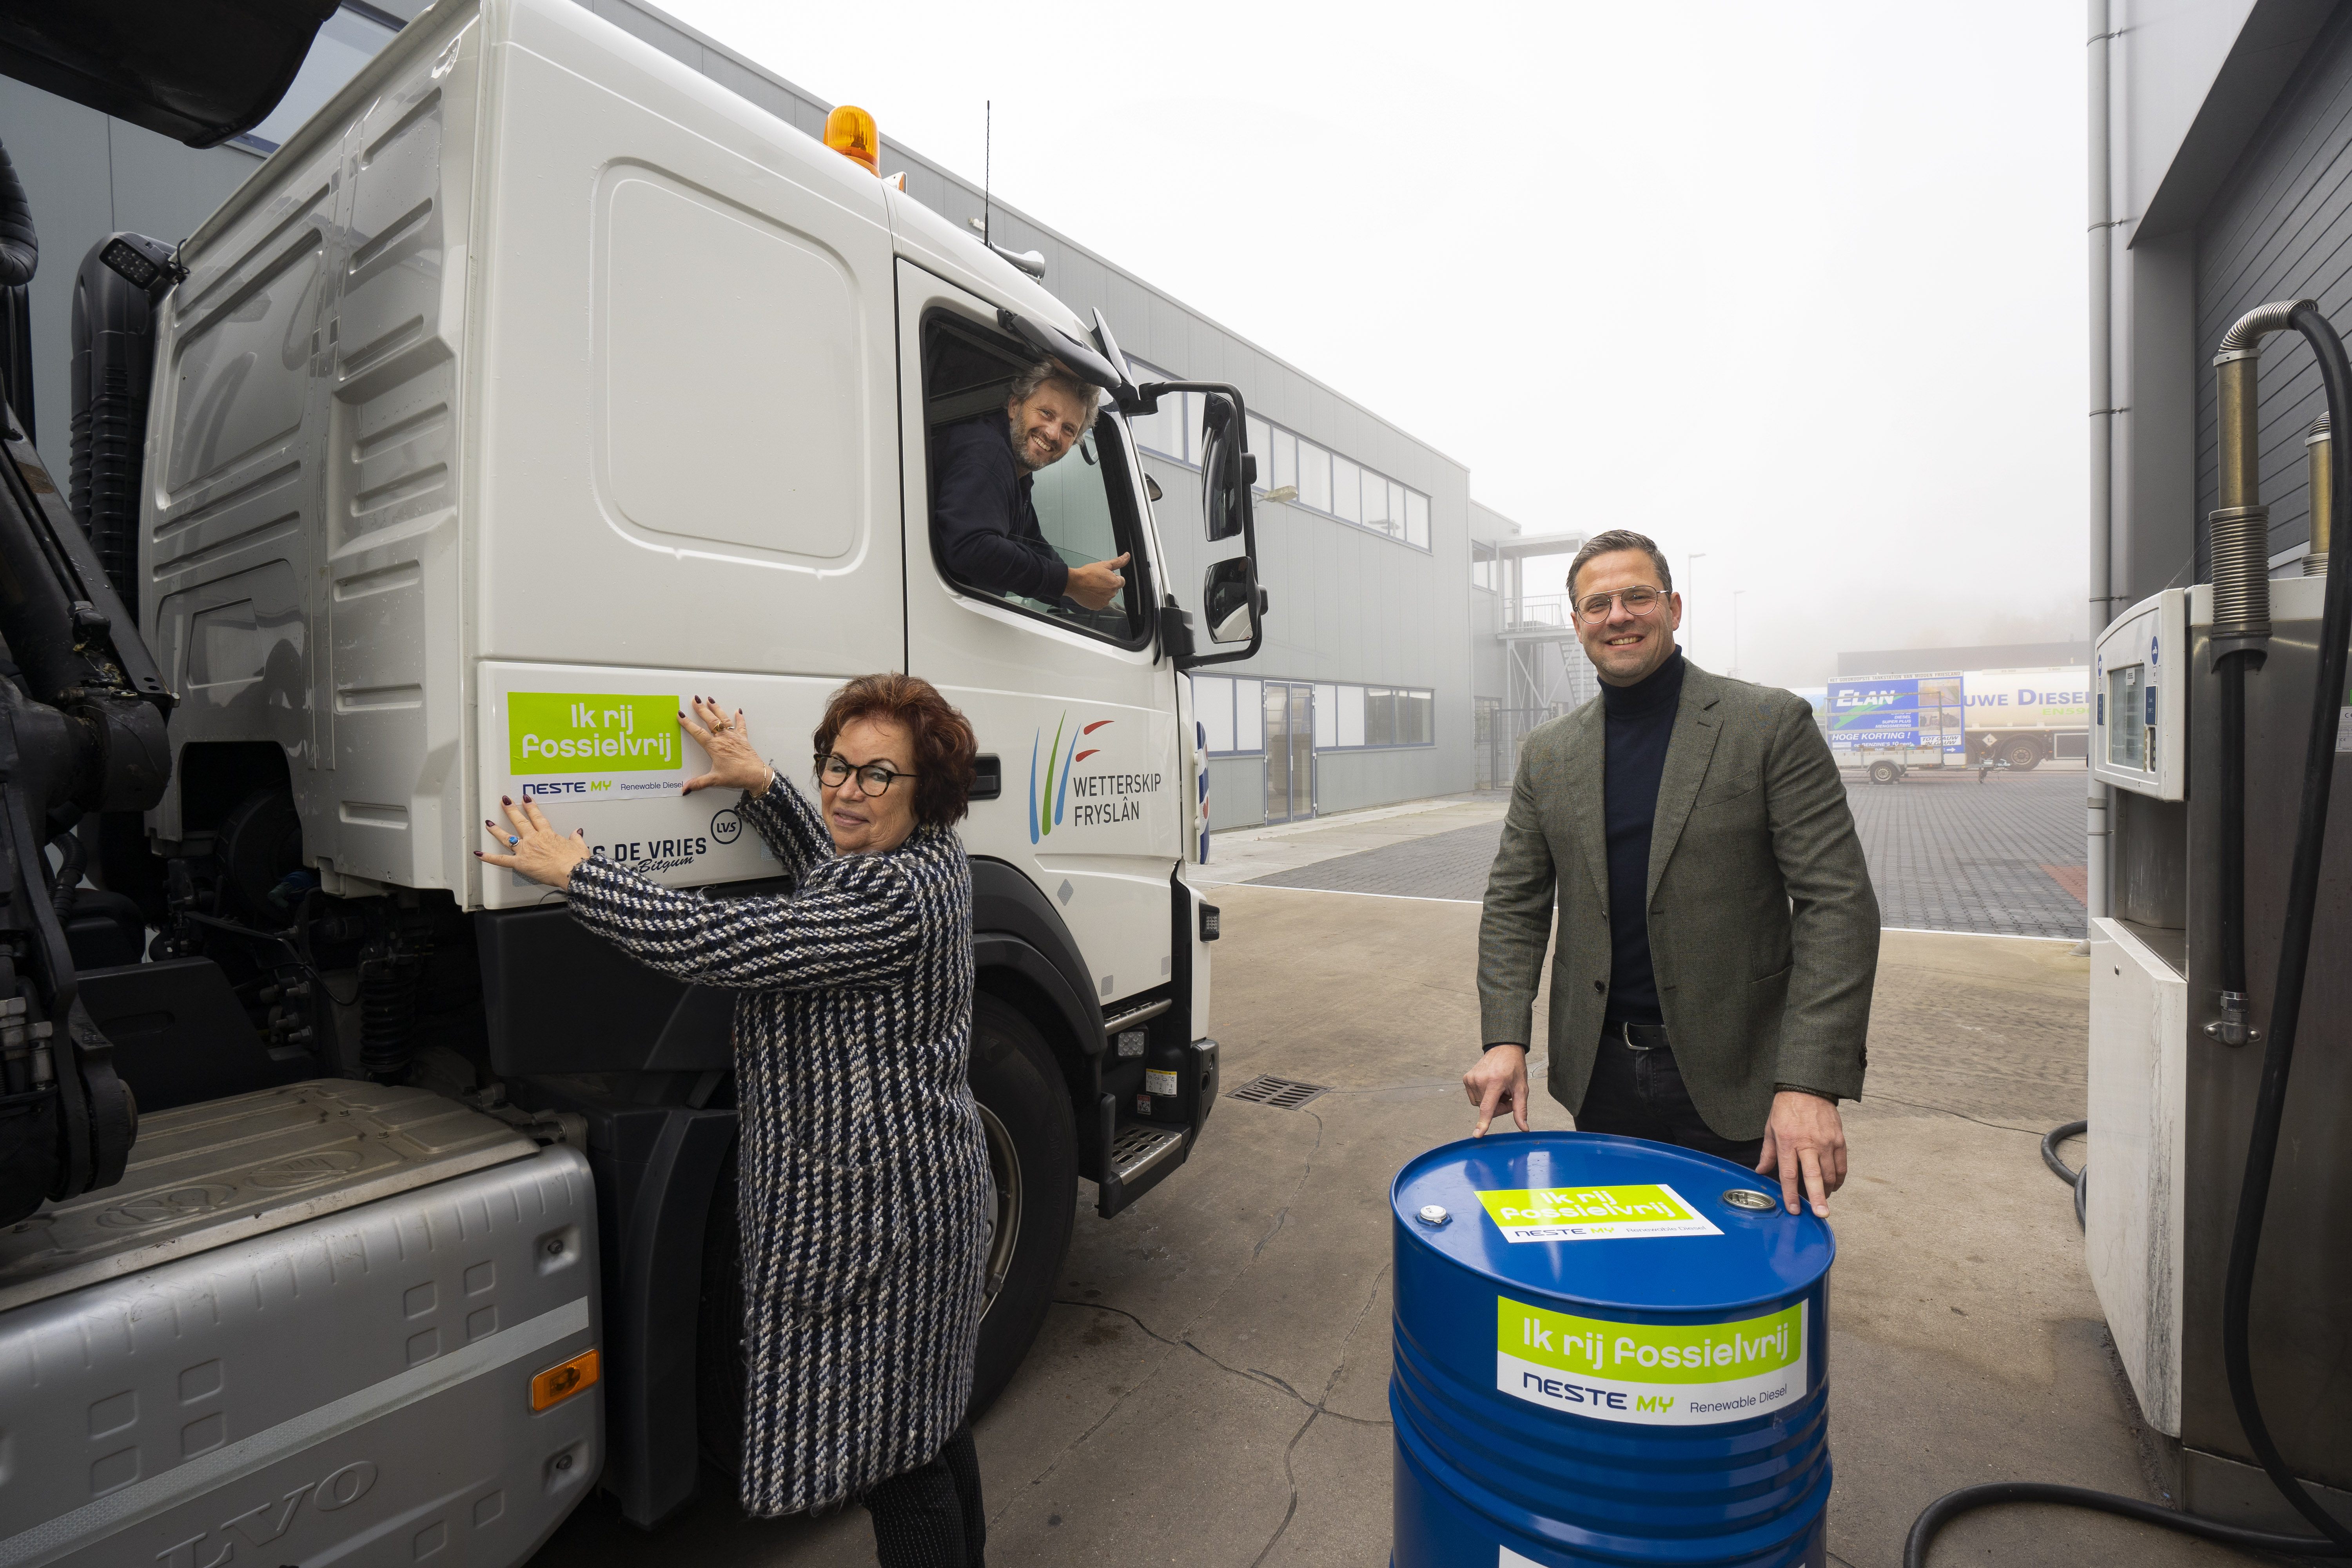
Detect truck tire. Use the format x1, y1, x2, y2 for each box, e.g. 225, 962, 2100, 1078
964, 992, 1079, 1413
2000, 737, 2042, 771
1868, 760, 1899, 785
695, 993, 1078, 1475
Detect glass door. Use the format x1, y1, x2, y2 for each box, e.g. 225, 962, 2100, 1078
1263, 682, 1315, 824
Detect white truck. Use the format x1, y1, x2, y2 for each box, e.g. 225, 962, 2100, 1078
0, 0, 1259, 1559
1955, 666, 2092, 770
1829, 667, 2090, 780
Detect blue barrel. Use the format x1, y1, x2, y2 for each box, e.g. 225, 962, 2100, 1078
1391, 1132, 1835, 1568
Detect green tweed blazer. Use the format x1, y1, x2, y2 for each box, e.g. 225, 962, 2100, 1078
1477, 660, 1879, 1141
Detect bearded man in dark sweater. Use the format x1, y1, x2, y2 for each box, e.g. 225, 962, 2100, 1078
932, 360, 1130, 612
1464, 529, 1879, 1217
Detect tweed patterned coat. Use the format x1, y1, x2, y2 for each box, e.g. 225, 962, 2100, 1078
564, 773, 990, 1515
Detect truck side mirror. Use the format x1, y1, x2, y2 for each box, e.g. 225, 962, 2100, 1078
1202, 558, 1263, 645
1199, 393, 1251, 543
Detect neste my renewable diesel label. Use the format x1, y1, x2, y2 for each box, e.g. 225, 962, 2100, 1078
1496, 1296, 1807, 1426
507, 692, 686, 798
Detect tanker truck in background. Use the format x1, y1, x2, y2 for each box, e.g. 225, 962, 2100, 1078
1957, 666, 2093, 769
0, 1, 1263, 1560
1828, 666, 2089, 781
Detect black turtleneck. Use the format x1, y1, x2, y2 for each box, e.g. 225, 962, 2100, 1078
1601, 648, 1686, 1025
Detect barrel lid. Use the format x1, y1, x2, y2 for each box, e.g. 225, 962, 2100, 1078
1392, 1131, 1833, 1316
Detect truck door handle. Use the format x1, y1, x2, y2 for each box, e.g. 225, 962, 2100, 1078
971, 754, 1001, 800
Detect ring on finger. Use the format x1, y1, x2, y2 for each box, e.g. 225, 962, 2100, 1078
507, 835, 519, 847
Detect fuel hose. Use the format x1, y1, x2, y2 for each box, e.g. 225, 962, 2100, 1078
1906, 301, 2352, 1563
2040, 1118, 2085, 1233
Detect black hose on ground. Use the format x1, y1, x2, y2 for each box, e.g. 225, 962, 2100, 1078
2041, 1118, 2086, 1233
1909, 1118, 2349, 1563
1906, 1483, 2351, 1561
1907, 302, 2352, 1563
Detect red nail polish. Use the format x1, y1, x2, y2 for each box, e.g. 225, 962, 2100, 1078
502, 795, 511, 804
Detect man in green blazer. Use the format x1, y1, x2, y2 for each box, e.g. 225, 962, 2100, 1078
1463, 529, 1878, 1216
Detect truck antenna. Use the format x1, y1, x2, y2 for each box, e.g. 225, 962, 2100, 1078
983, 100, 991, 246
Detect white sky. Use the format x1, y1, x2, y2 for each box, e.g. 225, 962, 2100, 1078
666, 0, 2087, 689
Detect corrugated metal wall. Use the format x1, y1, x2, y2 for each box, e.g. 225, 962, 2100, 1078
2196, 5, 2352, 575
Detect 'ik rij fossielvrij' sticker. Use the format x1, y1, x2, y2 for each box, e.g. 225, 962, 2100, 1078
1474, 1183, 1722, 1243
507, 692, 687, 798
1496, 1295, 1807, 1426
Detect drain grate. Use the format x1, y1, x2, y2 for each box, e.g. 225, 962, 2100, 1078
1227, 1074, 1331, 1111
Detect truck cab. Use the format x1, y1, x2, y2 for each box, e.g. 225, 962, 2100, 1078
0, 0, 1263, 1556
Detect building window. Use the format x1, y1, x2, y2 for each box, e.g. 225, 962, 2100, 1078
1127, 356, 1431, 552
1192, 676, 1435, 753
1298, 437, 1332, 511
1472, 540, 1498, 591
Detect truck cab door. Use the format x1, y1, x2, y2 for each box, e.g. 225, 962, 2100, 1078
897, 263, 1176, 1008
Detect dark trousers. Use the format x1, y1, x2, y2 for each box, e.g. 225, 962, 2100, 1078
864, 1422, 985, 1568
1576, 1033, 1765, 1169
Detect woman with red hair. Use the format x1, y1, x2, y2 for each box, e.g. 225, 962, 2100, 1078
483, 673, 990, 1565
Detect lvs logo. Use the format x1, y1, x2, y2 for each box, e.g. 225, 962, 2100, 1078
1029, 714, 1112, 844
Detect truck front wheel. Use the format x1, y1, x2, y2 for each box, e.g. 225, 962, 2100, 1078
1868, 760, 1899, 785
695, 993, 1077, 1474
964, 992, 1079, 1413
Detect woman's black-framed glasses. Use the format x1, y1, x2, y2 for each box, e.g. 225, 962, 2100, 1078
1574, 586, 1666, 622
818, 754, 918, 797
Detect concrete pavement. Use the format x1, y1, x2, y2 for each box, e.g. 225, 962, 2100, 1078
534, 878, 2247, 1567
1190, 793, 1505, 890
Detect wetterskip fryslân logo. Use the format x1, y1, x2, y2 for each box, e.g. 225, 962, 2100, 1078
1028, 714, 1114, 844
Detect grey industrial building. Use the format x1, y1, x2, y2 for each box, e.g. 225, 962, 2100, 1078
0, 0, 1515, 832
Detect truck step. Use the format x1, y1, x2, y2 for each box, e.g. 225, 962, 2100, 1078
1109, 1123, 1186, 1185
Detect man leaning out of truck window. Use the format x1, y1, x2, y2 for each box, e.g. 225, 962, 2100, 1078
934, 359, 1131, 613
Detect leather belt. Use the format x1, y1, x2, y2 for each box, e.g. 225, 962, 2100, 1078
1615, 1021, 1671, 1052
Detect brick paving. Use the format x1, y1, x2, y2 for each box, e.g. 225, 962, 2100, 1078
1844, 767, 2087, 938
1247, 766, 2089, 940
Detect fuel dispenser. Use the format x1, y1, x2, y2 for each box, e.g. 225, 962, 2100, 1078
1909, 300, 2352, 1561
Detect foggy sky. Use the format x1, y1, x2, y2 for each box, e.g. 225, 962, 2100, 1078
664, 0, 2087, 688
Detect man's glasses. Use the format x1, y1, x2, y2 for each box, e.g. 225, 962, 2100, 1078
1575, 586, 1666, 622
818, 755, 918, 797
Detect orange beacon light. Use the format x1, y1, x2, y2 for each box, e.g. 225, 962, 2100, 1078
825, 105, 880, 176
